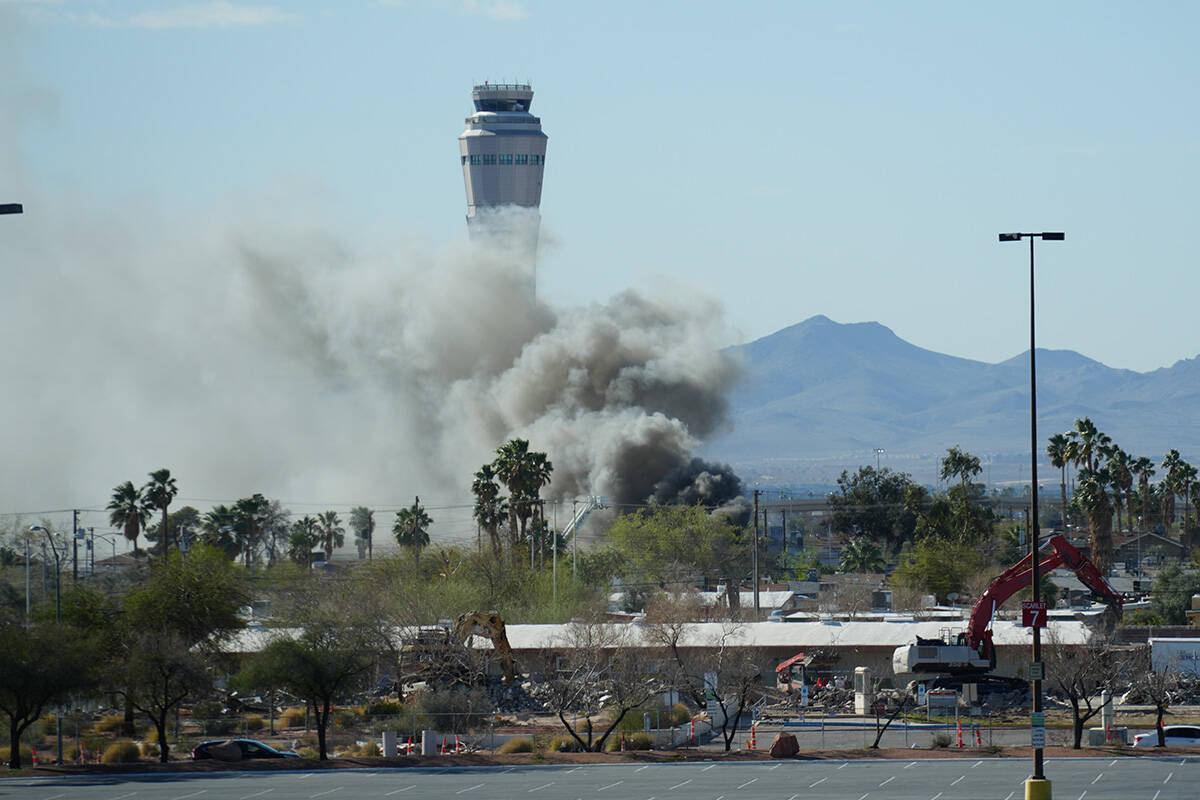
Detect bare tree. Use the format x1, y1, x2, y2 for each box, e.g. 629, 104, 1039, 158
1130, 648, 1183, 747
1044, 630, 1135, 748
540, 620, 662, 752
645, 617, 764, 751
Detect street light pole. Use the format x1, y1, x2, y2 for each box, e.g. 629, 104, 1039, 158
0, 203, 22, 215
1000, 231, 1064, 800
30, 525, 65, 765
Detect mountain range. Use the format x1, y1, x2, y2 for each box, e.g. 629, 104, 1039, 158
703, 315, 1200, 490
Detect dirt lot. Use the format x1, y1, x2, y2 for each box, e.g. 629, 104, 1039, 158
10, 744, 1200, 778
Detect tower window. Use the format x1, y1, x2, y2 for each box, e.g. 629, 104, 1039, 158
530, 155, 539, 165
515, 154, 528, 165
469, 155, 481, 165
461, 156, 467, 165
483, 154, 497, 165
499, 154, 513, 165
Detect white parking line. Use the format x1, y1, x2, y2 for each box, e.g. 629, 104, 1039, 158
565, 767, 582, 773
598, 781, 623, 791
455, 784, 485, 795
668, 779, 692, 791
857, 794, 869, 800
879, 776, 895, 787
384, 787, 415, 796
310, 788, 342, 798
1164, 772, 1173, 784
240, 790, 275, 800
298, 774, 314, 780
838, 762, 849, 769
1004, 792, 1015, 800
701, 764, 716, 772
1076, 792, 1086, 800
809, 778, 827, 788
110, 793, 138, 800
528, 783, 553, 793
1092, 772, 1104, 784
1152, 791, 1160, 800
636, 765, 652, 773
1109, 759, 1118, 766
950, 775, 965, 786
769, 763, 781, 770
931, 794, 942, 800
736, 779, 757, 790
971, 760, 983, 768
176, 791, 207, 800
904, 762, 918, 769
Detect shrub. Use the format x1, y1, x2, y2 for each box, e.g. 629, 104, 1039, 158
338, 741, 381, 758
364, 700, 404, 717
603, 731, 654, 751
102, 740, 142, 763
497, 737, 533, 754
415, 688, 494, 733
140, 741, 160, 759
191, 701, 222, 720
930, 732, 952, 749
665, 704, 692, 727
281, 707, 306, 728
296, 747, 318, 759
333, 709, 361, 728
93, 715, 126, 733
34, 715, 58, 738
245, 715, 266, 732
0, 745, 33, 764
547, 735, 584, 752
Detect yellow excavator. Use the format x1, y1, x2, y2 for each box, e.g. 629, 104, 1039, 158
399, 611, 518, 688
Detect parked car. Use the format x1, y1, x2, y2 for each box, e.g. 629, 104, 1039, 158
1132, 725, 1200, 748
192, 739, 301, 760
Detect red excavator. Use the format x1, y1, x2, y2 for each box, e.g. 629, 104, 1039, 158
893, 534, 1133, 676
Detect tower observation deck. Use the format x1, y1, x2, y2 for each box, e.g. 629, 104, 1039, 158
459, 84, 547, 273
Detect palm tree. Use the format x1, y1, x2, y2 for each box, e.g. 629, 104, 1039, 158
349, 507, 375, 560
1047, 433, 1071, 530
1067, 417, 1110, 473
492, 439, 553, 552
142, 468, 178, 559
1075, 467, 1114, 572
393, 496, 432, 567
471, 464, 508, 556
839, 537, 885, 573
1104, 447, 1133, 535
200, 504, 239, 560
232, 494, 270, 567
107, 480, 150, 553
318, 510, 344, 563
1160, 450, 1185, 534
1131, 456, 1156, 531
288, 516, 321, 565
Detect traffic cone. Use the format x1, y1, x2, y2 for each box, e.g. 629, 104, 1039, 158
406, 736, 413, 755
454, 734, 461, 753
749, 723, 757, 749
688, 717, 696, 746
31, 748, 38, 766
620, 731, 627, 751
97, 746, 103, 763
956, 720, 963, 748
975, 726, 982, 747
440, 736, 448, 755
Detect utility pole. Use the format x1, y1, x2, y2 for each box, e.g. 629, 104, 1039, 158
781, 508, 788, 558
72, 509, 79, 581
753, 489, 761, 616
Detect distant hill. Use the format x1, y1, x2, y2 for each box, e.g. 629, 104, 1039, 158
703, 315, 1200, 489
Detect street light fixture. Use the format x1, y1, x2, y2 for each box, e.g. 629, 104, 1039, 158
999, 230, 1064, 799
0, 203, 22, 215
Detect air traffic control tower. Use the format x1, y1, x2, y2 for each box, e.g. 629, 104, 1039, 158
459, 83, 547, 282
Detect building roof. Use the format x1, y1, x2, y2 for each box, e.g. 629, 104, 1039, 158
496, 619, 1095, 651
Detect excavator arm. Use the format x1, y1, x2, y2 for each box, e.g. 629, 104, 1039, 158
452, 612, 518, 686
965, 534, 1128, 664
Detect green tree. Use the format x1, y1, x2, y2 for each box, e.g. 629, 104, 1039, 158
839, 537, 885, 573
1066, 417, 1110, 474
492, 439, 553, 552
1105, 446, 1134, 534
123, 545, 249, 646
238, 624, 376, 759
939, 445, 982, 490
0, 617, 97, 768
232, 494, 270, 567
146, 506, 202, 555
1132, 456, 1157, 531
393, 497, 432, 567
142, 468, 178, 559
1147, 565, 1200, 625
349, 506, 375, 560
200, 504, 240, 559
828, 467, 924, 553
318, 510, 344, 563
121, 629, 210, 762
891, 538, 984, 604
107, 480, 150, 553
605, 504, 745, 590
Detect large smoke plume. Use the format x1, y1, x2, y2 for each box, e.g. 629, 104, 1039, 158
2, 197, 744, 519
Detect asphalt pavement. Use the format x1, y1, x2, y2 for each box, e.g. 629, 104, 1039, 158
4, 757, 1197, 800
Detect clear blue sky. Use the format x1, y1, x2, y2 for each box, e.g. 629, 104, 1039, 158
5, 1, 1198, 372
